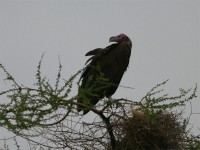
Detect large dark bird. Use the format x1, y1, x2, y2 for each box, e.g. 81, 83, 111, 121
77, 33, 132, 115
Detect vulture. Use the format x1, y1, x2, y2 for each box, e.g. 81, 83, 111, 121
77, 33, 132, 115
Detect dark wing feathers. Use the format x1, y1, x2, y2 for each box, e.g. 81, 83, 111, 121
84, 44, 117, 65
78, 43, 131, 115
85, 48, 103, 56
82, 44, 118, 77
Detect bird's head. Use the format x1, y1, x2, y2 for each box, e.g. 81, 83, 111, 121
109, 33, 132, 48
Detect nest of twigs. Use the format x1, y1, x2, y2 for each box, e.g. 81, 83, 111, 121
115, 111, 185, 150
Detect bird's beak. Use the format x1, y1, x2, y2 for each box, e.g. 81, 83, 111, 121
109, 36, 118, 42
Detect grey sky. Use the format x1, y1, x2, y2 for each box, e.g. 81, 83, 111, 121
0, 0, 200, 148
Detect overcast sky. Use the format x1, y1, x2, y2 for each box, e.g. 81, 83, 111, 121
0, 0, 200, 148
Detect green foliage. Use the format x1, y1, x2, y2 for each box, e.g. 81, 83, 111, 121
0, 58, 199, 149
114, 80, 199, 150
135, 80, 197, 113
0, 56, 81, 135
